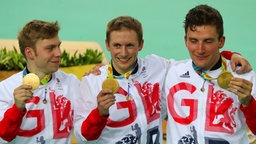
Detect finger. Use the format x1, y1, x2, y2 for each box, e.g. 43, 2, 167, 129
247, 65, 252, 72
101, 89, 114, 95
14, 92, 33, 103
227, 80, 252, 101
101, 96, 116, 106
83, 72, 90, 76
97, 91, 114, 104
228, 79, 243, 92
101, 94, 115, 102
104, 100, 115, 109
15, 84, 32, 91
229, 87, 252, 105
236, 62, 252, 74
231, 78, 252, 87
97, 95, 115, 116
235, 65, 245, 74
230, 61, 236, 72
96, 70, 101, 75
14, 91, 33, 101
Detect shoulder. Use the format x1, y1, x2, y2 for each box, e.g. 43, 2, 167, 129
169, 59, 191, 68
0, 71, 22, 86
0, 72, 22, 97
54, 70, 80, 83
81, 64, 108, 82
142, 54, 170, 68
144, 54, 167, 62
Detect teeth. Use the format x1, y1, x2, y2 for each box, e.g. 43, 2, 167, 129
119, 58, 129, 62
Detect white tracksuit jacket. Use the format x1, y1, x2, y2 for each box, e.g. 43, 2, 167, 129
0, 70, 80, 144
74, 54, 169, 144
162, 58, 256, 144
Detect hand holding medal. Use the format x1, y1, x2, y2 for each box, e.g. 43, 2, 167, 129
102, 78, 119, 93
217, 71, 233, 89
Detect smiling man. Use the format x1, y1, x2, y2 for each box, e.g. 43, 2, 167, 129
74, 15, 253, 144
162, 4, 256, 144
0, 20, 80, 144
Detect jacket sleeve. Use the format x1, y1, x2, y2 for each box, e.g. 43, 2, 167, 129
0, 104, 26, 142
220, 50, 234, 60
240, 97, 256, 134
81, 108, 108, 140
73, 72, 109, 142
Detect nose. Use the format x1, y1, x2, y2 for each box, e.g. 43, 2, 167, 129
55, 46, 62, 57
197, 42, 205, 53
120, 46, 128, 57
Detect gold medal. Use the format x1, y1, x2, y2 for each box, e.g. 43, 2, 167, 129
217, 71, 233, 89
200, 87, 205, 92
23, 73, 40, 90
102, 78, 119, 93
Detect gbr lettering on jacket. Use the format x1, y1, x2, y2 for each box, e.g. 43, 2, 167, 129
17, 88, 73, 138
107, 81, 161, 127
168, 82, 237, 134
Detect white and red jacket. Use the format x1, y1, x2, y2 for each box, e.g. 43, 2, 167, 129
74, 54, 169, 144
0, 70, 80, 144
162, 58, 256, 144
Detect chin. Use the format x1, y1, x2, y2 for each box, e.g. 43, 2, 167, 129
194, 61, 205, 69
51, 67, 59, 72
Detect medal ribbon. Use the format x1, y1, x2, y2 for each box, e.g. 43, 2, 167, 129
107, 63, 137, 79
23, 68, 51, 85
107, 62, 138, 100
192, 56, 227, 80
23, 68, 51, 104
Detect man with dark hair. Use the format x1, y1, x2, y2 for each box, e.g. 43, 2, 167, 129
74, 15, 252, 144
163, 4, 256, 143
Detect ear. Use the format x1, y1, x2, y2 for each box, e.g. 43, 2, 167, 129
138, 39, 144, 51
105, 40, 111, 51
218, 36, 225, 49
184, 35, 188, 47
25, 47, 35, 60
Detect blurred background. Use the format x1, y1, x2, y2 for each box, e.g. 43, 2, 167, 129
0, 0, 255, 69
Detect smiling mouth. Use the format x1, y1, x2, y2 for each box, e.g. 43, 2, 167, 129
51, 60, 60, 65
118, 58, 130, 63
196, 55, 208, 60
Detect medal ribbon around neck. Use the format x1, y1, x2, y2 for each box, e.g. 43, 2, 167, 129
107, 63, 136, 79
23, 68, 51, 104
192, 56, 227, 80
193, 57, 231, 91
107, 62, 137, 100
23, 69, 51, 85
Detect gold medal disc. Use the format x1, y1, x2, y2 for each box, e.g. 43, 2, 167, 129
23, 73, 40, 90
217, 71, 233, 89
102, 78, 119, 93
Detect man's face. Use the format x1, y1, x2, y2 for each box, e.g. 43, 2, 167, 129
184, 25, 225, 71
106, 28, 143, 74
28, 36, 62, 75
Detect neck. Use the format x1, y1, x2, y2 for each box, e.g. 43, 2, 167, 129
209, 56, 222, 71
112, 61, 138, 76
